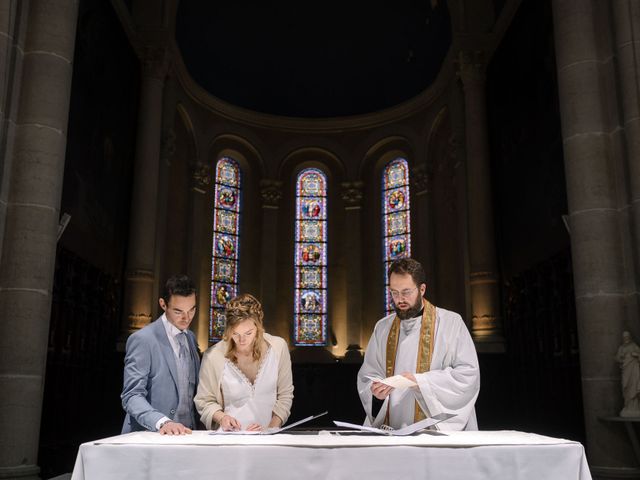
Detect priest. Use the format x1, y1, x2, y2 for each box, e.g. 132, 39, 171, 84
357, 257, 480, 430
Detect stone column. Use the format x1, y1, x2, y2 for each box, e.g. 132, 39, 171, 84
259, 179, 283, 338
0, 1, 79, 478
411, 164, 433, 293
154, 72, 178, 304
552, 1, 636, 476
189, 162, 211, 348
0, 0, 29, 258
341, 181, 364, 361
120, 47, 168, 343
612, 0, 640, 284
458, 51, 504, 352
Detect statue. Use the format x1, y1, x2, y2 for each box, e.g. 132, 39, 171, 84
616, 331, 640, 417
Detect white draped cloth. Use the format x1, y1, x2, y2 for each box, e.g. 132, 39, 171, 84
220, 346, 278, 429
358, 307, 480, 431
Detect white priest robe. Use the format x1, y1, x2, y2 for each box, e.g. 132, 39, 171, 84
357, 306, 480, 431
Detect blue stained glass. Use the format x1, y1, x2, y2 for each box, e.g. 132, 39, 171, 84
211, 157, 242, 342
294, 168, 328, 346
382, 158, 412, 314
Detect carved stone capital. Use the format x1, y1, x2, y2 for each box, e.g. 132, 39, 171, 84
260, 179, 283, 207
341, 181, 364, 208
411, 165, 430, 195
125, 269, 154, 282
457, 50, 487, 88
192, 163, 212, 193
161, 128, 176, 166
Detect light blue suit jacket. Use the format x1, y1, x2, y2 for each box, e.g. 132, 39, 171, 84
121, 316, 201, 433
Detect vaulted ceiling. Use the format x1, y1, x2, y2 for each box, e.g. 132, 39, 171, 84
175, 0, 452, 118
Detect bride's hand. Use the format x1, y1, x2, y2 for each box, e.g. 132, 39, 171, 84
220, 414, 241, 431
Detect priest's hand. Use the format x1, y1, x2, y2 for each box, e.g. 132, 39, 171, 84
246, 423, 262, 432
220, 414, 241, 431
371, 381, 394, 400
159, 421, 192, 435
400, 372, 417, 383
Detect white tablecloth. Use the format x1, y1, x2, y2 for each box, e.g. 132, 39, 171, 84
71, 430, 592, 480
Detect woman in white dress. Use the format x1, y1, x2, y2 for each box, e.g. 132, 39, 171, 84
194, 294, 294, 431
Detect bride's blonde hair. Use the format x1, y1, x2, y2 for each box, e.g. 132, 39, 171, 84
223, 293, 266, 362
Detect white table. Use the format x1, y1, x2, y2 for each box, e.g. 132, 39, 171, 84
71, 430, 592, 480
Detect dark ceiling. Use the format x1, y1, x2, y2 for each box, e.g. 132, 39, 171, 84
176, 1, 452, 118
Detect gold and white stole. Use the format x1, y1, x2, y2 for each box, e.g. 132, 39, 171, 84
384, 298, 436, 423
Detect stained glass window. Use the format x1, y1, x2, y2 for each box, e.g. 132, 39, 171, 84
294, 168, 328, 346
382, 158, 412, 314
210, 157, 241, 342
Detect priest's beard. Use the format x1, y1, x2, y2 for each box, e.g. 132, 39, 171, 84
393, 295, 423, 320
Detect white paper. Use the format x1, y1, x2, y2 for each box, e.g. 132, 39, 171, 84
366, 374, 418, 389
333, 413, 456, 436
210, 411, 328, 435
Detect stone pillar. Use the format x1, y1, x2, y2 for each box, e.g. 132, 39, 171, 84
341, 181, 364, 361
458, 51, 504, 352
411, 164, 433, 292
189, 162, 211, 349
0, 0, 29, 258
612, 0, 640, 285
0, 1, 79, 478
120, 47, 168, 343
552, 1, 637, 477
259, 179, 283, 338
154, 72, 178, 304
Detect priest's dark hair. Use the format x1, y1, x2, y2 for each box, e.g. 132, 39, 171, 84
388, 258, 426, 287
161, 274, 196, 302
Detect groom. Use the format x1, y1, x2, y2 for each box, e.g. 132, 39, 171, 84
121, 275, 201, 435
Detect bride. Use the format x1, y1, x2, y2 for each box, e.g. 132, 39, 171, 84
195, 294, 294, 431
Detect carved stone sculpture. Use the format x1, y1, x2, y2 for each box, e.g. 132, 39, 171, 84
617, 331, 640, 417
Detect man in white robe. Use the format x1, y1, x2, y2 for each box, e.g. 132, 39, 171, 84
358, 258, 480, 431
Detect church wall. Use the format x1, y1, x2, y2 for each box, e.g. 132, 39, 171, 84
176, 87, 442, 356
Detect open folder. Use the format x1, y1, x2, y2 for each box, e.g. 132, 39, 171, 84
333, 412, 456, 435
210, 411, 328, 435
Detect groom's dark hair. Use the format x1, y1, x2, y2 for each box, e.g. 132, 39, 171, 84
162, 275, 196, 303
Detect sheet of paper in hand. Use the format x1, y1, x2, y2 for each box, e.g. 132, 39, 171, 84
333, 412, 456, 436
366, 374, 417, 389
210, 411, 328, 435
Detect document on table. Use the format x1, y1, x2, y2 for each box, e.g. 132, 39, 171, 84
365, 374, 417, 389
210, 411, 328, 435
333, 412, 456, 436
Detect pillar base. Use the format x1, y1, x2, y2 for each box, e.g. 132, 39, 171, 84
0, 464, 40, 479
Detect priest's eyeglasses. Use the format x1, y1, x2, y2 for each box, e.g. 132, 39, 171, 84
389, 287, 418, 299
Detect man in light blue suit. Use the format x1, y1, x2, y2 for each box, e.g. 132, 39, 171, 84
121, 275, 201, 435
